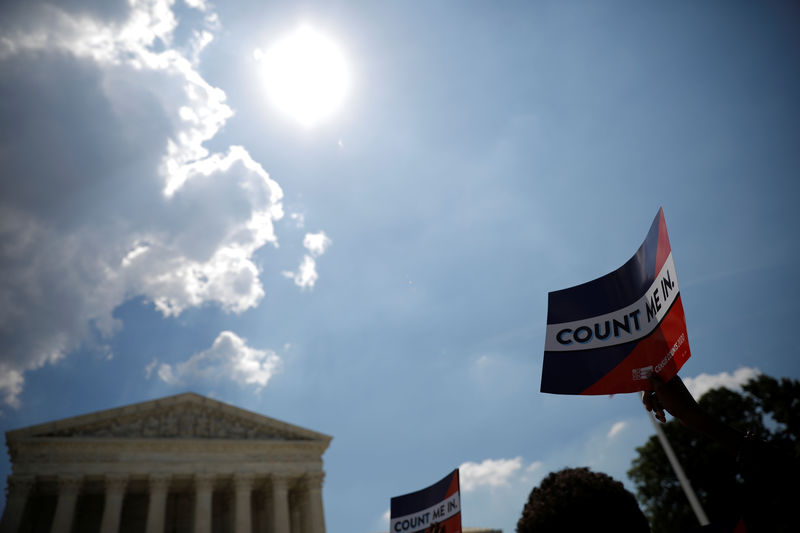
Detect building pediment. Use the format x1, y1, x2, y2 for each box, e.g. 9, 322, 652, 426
1, 393, 331, 533
6, 392, 331, 444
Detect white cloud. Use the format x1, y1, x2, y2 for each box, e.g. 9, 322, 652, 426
0, 366, 24, 409
519, 460, 544, 485
683, 367, 760, 399
144, 357, 159, 379
282, 255, 319, 289
158, 331, 281, 391
158, 363, 178, 385
607, 420, 627, 439
303, 231, 332, 256
283, 232, 331, 289
459, 457, 524, 492
382, 509, 390, 525
0, 0, 316, 407
525, 461, 543, 474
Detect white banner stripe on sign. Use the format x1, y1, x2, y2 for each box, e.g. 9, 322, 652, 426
544, 253, 680, 352
390, 493, 460, 533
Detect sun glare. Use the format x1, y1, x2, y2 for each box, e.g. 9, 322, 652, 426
258, 24, 350, 128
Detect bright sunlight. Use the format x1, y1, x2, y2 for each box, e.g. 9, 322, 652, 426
257, 24, 350, 128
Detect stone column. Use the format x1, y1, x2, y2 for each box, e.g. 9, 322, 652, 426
193, 474, 215, 533
145, 474, 171, 533
233, 474, 254, 533
304, 473, 326, 533
50, 475, 82, 533
0, 475, 35, 533
270, 475, 291, 533
99, 474, 128, 533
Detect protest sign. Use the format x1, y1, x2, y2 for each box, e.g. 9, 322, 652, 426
390, 469, 461, 533
541, 208, 691, 395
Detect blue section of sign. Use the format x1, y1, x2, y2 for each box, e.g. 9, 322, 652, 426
391, 470, 457, 518
546, 211, 661, 324
541, 343, 635, 395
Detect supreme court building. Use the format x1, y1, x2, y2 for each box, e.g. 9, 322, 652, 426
0, 393, 332, 533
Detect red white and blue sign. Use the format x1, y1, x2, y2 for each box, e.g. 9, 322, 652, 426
390, 470, 462, 533
541, 208, 691, 395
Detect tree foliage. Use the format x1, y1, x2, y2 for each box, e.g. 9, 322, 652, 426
628, 374, 800, 533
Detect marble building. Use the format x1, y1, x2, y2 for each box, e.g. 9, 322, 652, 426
0, 393, 332, 533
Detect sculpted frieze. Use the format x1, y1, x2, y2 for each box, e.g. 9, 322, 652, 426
36, 405, 304, 441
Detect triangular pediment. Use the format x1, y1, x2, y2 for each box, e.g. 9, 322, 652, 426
7, 393, 331, 444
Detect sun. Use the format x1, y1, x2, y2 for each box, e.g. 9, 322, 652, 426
258, 24, 350, 128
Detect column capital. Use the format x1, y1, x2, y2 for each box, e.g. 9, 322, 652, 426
270, 473, 292, 489
6, 475, 36, 495
57, 475, 83, 493
233, 472, 255, 490
194, 473, 216, 491
104, 474, 129, 492
303, 472, 325, 488
148, 473, 171, 491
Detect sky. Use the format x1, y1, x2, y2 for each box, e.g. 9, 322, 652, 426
1, 1, 799, 532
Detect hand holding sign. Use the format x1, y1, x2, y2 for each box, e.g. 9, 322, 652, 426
643, 374, 746, 459
641, 374, 699, 423
541, 208, 691, 395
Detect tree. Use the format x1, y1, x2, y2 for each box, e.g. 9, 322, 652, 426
628, 374, 800, 533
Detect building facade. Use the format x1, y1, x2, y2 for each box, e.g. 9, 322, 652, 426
0, 393, 332, 533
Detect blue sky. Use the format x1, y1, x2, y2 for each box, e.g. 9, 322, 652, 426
1, 1, 799, 532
